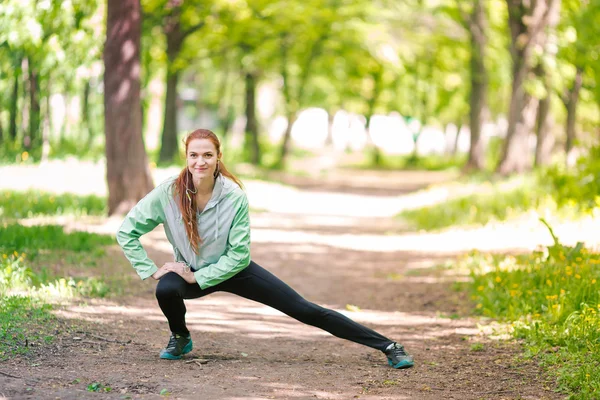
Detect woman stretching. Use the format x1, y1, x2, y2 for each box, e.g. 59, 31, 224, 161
116, 129, 414, 369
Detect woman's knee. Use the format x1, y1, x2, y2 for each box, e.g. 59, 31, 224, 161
155, 272, 186, 299
290, 300, 329, 325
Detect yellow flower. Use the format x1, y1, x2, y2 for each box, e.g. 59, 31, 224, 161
477, 286, 484, 291
512, 283, 519, 288
476, 304, 483, 309
13, 251, 18, 257
21, 151, 29, 161
560, 289, 565, 295
575, 274, 581, 279
495, 276, 502, 283
566, 270, 573, 276
576, 257, 582, 262
552, 304, 559, 309
2, 254, 6, 259
546, 280, 552, 287
592, 279, 597, 284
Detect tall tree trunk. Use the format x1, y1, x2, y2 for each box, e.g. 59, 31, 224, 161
216, 65, 232, 141
278, 111, 297, 168
534, 0, 561, 167
366, 68, 383, 166
158, 66, 180, 163
104, 0, 153, 215
534, 86, 553, 166
158, 14, 184, 164
244, 71, 260, 165
565, 67, 583, 159
27, 57, 40, 149
325, 110, 335, 147
83, 79, 95, 147
41, 80, 51, 162
156, 1, 204, 163
498, 0, 551, 175
465, 0, 488, 171
9, 67, 19, 141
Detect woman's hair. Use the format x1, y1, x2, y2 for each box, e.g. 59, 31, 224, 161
173, 129, 243, 253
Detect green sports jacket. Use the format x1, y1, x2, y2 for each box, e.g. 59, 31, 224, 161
116, 175, 251, 289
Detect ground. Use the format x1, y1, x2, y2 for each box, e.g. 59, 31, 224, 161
1, 164, 586, 400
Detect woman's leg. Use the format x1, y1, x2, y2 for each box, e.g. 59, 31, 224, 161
155, 272, 218, 335
221, 261, 394, 351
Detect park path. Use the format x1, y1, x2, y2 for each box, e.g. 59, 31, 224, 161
1, 164, 584, 399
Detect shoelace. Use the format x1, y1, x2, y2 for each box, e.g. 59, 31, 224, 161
387, 344, 408, 357
166, 335, 179, 351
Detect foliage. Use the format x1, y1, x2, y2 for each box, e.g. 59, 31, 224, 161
467, 224, 600, 398
543, 146, 600, 212
0, 190, 106, 219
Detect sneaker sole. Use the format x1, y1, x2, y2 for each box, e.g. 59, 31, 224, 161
388, 359, 414, 369
159, 340, 193, 360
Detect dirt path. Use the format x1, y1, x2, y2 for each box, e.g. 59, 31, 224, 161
0, 169, 569, 400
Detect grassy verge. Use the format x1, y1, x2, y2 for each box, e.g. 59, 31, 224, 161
397, 174, 584, 231
465, 222, 600, 398
0, 224, 117, 360
0, 190, 106, 219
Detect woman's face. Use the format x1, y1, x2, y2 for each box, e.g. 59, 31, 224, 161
187, 138, 219, 182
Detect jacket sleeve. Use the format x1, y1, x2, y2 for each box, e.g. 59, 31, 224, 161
116, 185, 166, 280
194, 193, 251, 289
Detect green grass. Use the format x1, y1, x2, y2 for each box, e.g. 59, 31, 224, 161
0, 295, 55, 360
399, 183, 549, 230
0, 223, 114, 259
345, 151, 467, 172
465, 222, 600, 399
0, 190, 106, 219
0, 223, 116, 359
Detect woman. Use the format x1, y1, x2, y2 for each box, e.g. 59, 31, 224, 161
117, 129, 414, 369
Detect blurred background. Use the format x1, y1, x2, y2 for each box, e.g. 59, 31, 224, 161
0, 0, 599, 214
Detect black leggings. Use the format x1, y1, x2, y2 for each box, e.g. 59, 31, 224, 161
155, 261, 394, 352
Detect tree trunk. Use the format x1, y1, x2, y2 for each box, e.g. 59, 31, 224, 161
465, 0, 488, 171
83, 79, 95, 147
325, 110, 335, 147
26, 57, 40, 149
278, 111, 297, 169
497, 0, 550, 175
565, 67, 583, 157
534, 0, 560, 167
158, 67, 180, 163
244, 71, 260, 165
104, 0, 153, 216
9, 67, 19, 141
158, 3, 186, 164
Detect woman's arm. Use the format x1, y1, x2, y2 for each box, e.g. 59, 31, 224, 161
116, 185, 167, 280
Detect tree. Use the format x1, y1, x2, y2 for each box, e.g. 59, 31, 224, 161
497, 0, 555, 175
465, 0, 488, 171
534, 0, 561, 167
143, 0, 205, 164
104, 0, 153, 215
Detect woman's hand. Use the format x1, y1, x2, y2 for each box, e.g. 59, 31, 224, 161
160, 262, 197, 284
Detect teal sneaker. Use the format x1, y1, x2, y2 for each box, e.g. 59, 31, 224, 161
384, 343, 414, 369
159, 333, 193, 360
